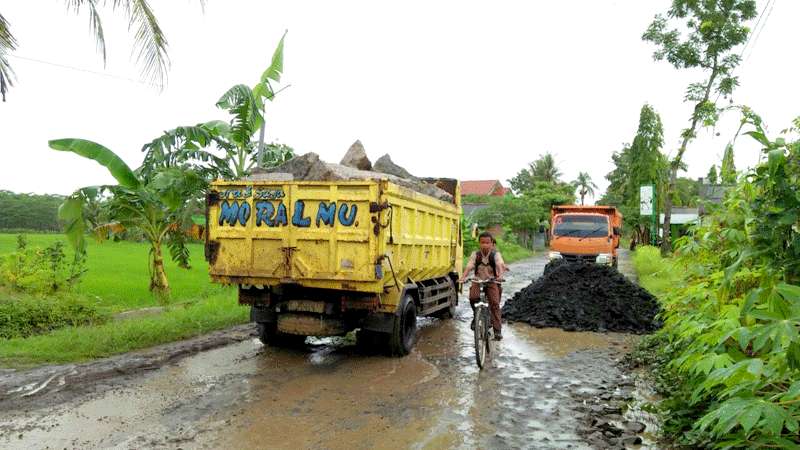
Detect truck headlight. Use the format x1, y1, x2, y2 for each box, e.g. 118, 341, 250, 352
548, 251, 562, 260
596, 253, 612, 265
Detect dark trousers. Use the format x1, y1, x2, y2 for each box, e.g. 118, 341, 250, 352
469, 282, 501, 332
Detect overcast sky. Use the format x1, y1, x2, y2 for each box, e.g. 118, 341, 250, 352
1, 0, 798, 199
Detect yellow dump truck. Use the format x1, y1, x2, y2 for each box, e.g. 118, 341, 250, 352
205, 178, 462, 355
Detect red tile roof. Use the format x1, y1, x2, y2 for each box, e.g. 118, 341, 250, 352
461, 180, 504, 196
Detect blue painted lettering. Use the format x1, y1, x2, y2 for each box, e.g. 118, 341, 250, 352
316, 202, 336, 227
237, 201, 251, 226
219, 201, 239, 226
255, 201, 275, 227
292, 200, 311, 227
274, 203, 288, 226
338, 204, 358, 227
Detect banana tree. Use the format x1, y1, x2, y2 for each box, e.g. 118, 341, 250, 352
140, 32, 290, 179
51, 138, 206, 300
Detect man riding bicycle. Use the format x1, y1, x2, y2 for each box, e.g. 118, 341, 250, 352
460, 231, 506, 340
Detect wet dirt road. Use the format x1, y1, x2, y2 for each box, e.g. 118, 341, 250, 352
1, 252, 653, 449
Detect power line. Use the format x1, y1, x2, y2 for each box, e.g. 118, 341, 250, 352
9, 54, 162, 89
744, 0, 777, 61
738, 0, 771, 60
712, 0, 774, 104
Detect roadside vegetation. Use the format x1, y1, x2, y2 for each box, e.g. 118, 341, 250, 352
632, 114, 800, 448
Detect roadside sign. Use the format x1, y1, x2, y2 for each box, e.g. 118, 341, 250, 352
640, 185, 654, 215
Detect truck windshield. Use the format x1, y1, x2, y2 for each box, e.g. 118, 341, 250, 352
553, 215, 609, 238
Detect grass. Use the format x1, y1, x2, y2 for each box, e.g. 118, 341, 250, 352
497, 237, 535, 264
0, 233, 223, 312
0, 233, 243, 368
0, 292, 247, 367
632, 245, 681, 297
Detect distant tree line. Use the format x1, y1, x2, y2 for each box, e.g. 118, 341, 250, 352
0, 190, 65, 232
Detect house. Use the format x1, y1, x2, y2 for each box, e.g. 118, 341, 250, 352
460, 180, 509, 197
460, 180, 510, 239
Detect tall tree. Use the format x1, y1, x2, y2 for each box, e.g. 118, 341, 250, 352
600, 104, 667, 244
706, 164, 719, 184
572, 172, 597, 206
720, 143, 737, 183
643, 0, 757, 254
0, 1, 203, 101
531, 152, 561, 183
508, 152, 562, 194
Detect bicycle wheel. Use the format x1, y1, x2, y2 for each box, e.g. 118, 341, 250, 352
474, 306, 487, 369
483, 307, 492, 357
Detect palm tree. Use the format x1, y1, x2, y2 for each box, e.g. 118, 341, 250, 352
530, 152, 562, 184
573, 172, 597, 205
1, 1, 200, 101
50, 138, 206, 300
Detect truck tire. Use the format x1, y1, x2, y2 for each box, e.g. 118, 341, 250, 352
389, 295, 418, 356
356, 329, 386, 354
256, 322, 306, 348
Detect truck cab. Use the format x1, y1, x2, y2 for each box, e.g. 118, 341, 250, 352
548, 205, 622, 268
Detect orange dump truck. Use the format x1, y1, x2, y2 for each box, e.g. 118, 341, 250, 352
548, 205, 622, 268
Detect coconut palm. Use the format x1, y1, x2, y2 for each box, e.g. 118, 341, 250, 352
0, 1, 201, 101
572, 172, 597, 205
530, 152, 562, 184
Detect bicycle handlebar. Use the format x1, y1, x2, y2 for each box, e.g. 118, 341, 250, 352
464, 277, 505, 284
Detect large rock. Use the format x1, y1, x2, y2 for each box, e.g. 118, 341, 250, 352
265, 152, 453, 203
374, 154, 415, 179
340, 140, 372, 171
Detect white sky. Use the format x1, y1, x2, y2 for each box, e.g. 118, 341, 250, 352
1, 0, 798, 199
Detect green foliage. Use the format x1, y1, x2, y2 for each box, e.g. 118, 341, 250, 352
0, 191, 65, 232
721, 143, 738, 184
140, 33, 291, 179
473, 181, 573, 240
0, 234, 228, 313
49, 138, 206, 299
508, 152, 562, 193
0, 293, 105, 339
0, 238, 85, 294
707, 164, 719, 184
495, 236, 534, 264
572, 172, 597, 205
0, 1, 198, 100
637, 114, 800, 448
599, 104, 668, 242
0, 292, 245, 367
643, 0, 757, 254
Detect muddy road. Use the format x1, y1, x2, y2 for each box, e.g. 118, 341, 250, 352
1, 251, 657, 449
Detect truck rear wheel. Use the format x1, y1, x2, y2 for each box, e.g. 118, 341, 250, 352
389, 296, 418, 356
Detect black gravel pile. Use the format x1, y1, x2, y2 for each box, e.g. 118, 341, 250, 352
502, 260, 661, 334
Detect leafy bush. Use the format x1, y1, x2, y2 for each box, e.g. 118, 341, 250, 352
0, 293, 106, 339
0, 236, 85, 294
640, 113, 800, 448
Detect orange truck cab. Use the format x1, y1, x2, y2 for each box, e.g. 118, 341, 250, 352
548, 205, 623, 268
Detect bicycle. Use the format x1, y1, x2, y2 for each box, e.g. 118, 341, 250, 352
465, 277, 503, 369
